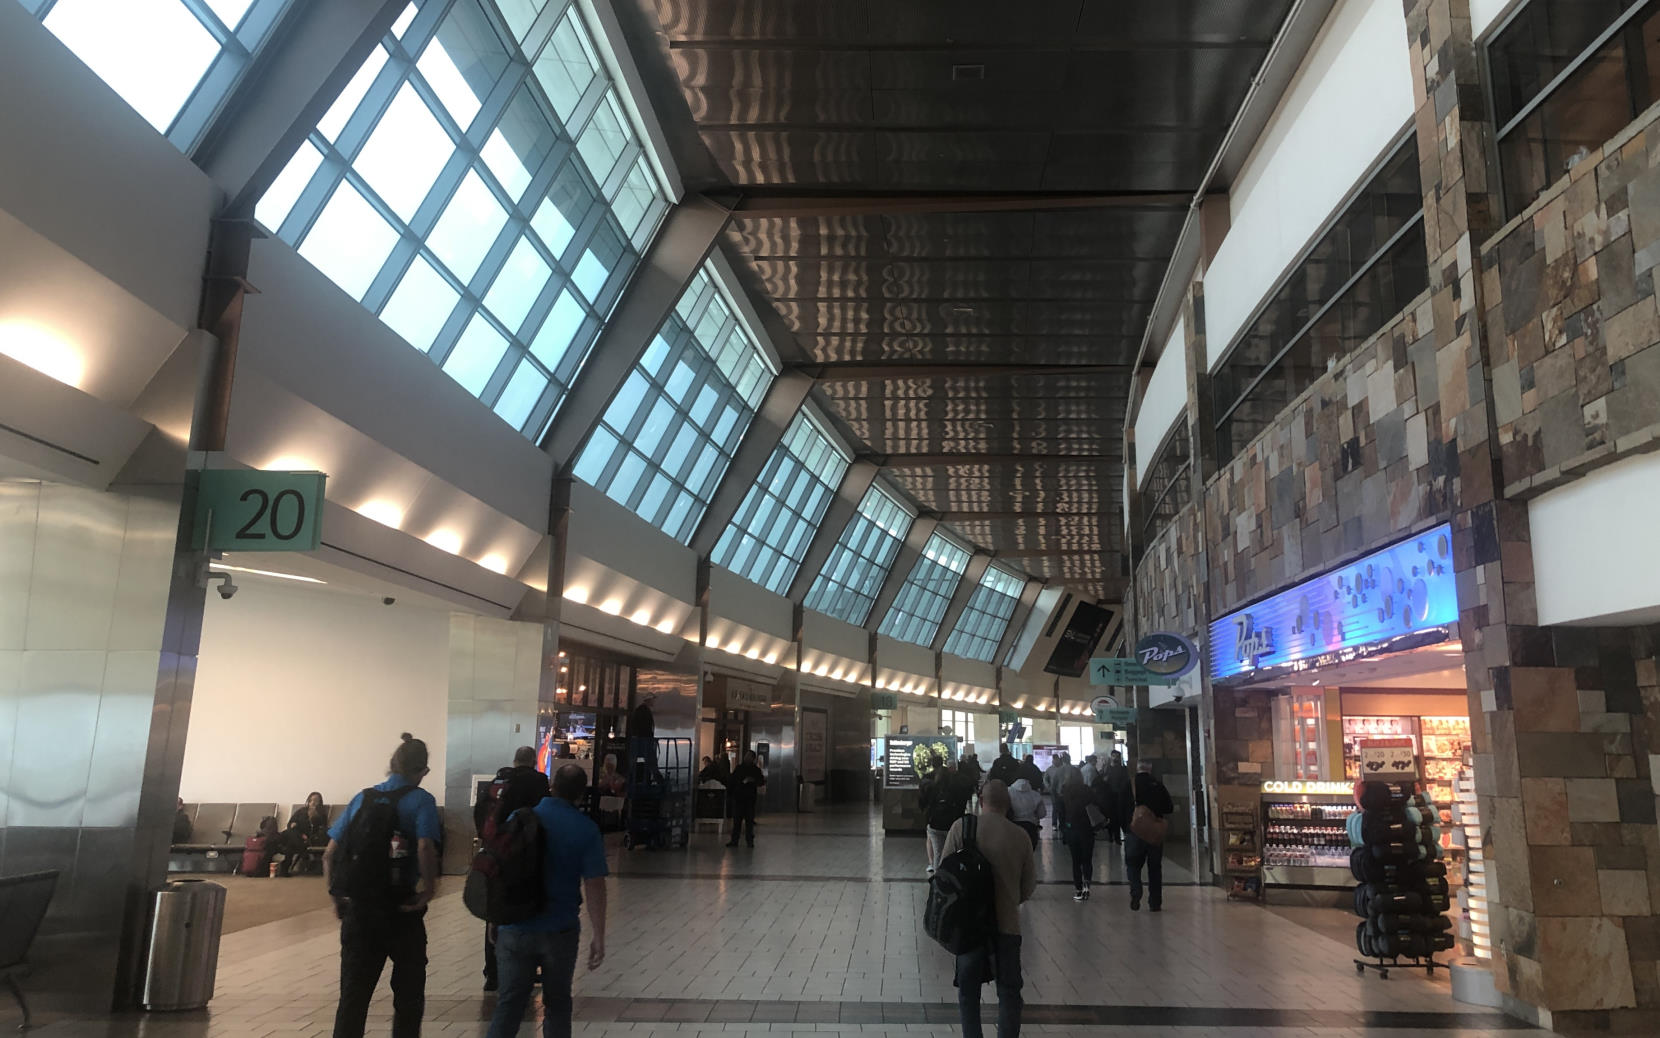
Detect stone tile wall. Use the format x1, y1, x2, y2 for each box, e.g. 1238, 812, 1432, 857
1483, 103, 1660, 497
1132, 499, 1204, 637
1203, 291, 1443, 616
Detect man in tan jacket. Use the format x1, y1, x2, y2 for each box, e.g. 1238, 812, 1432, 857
939, 779, 1037, 1038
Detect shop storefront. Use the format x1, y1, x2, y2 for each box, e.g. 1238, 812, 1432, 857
1207, 523, 1491, 962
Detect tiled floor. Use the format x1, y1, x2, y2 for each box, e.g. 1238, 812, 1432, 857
19, 806, 1543, 1037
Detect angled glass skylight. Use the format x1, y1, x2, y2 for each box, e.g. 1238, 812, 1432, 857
571, 263, 776, 542
254, 0, 669, 439
711, 410, 849, 594
878, 532, 972, 647
943, 564, 1026, 663
803, 482, 913, 626
21, 0, 293, 151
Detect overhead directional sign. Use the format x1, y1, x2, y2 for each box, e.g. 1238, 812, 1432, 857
1089, 657, 1178, 686
1099, 707, 1138, 726
193, 470, 326, 552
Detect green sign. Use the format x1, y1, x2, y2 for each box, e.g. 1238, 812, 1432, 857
193, 470, 326, 552
871, 692, 898, 711
997, 709, 1019, 724
1096, 706, 1139, 726
1089, 657, 1178, 687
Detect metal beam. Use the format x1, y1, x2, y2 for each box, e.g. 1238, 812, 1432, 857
994, 579, 1048, 668
985, 548, 1116, 559
687, 372, 815, 557
202, 0, 408, 213
937, 509, 1111, 521
865, 515, 939, 634
729, 190, 1194, 219
790, 363, 1131, 382
930, 552, 994, 654
784, 459, 880, 604
871, 452, 1119, 468
543, 196, 731, 468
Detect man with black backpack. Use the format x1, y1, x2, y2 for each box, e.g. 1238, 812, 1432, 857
486, 763, 609, 1038
934, 779, 1035, 1038
324, 733, 441, 1038
477, 747, 550, 991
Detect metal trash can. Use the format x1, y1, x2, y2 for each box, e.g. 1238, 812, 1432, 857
142, 879, 227, 1011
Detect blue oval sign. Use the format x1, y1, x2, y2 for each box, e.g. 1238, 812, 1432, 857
1134, 631, 1198, 679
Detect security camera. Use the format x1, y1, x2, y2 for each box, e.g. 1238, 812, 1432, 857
217, 580, 239, 601
382, 596, 396, 606
198, 562, 237, 601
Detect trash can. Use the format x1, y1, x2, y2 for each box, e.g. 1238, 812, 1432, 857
142, 879, 226, 1011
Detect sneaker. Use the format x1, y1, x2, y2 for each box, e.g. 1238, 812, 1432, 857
1150, 905, 1162, 913
1130, 898, 1141, 911
1073, 889, 1086, 902
926, 866, 936, 875
1082, 887, 1091, 901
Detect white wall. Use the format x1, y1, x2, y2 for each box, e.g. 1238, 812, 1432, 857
1204, 0, 1415, 368
1530, 453, 1660, 626
181, 576, 452, 806
1135, 315, 1189, 486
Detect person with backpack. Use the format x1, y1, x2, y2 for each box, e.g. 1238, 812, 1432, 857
479, 747, 550, 991
935, 780, 1035, 1038
985, 745, 1020, 787
1099, 751, 1134, 845
1125, 761, 1175, 912
324, 733, 441, 1038
486, 763, 609, 1038
924, 760, 973, 874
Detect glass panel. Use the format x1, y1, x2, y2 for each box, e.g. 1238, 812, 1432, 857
575, 90, 628, 185
297, 181, 400, 301
711, 411, 849, 594
532, 162, 595, 258
804, 482, 913, 625
944, 566, 1025, 663
496, 0, 546, 44
427, 169, 508, 283
482, 87, 554, 202
380, 255, 459, 352
204, 0, 254, 29
42, 0, 222, 133
254, 139, 323, 232
317, 44, 388, 142
533, 10, 599, 123
483, 235, 552, 334
572, 220, 623, 302
494, 356, 547, 429
418, 0, 511, 130
443, 313, 509, 394
878, 533, 971, 647
529, 288, 585, 368
354, 82, 453, 221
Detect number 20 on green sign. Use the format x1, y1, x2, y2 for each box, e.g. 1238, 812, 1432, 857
192, 470, 326, 552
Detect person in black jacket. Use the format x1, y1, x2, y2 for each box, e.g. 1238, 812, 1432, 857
985, 744, 1021, 787
278, 791, 331, 875
1060, 775, 1099, 901
923, 761, 974, 874
725, 751, 768, 847
1125, 762, 1175, 912
479, 747, 549, 990
1098, 751, 1134, 844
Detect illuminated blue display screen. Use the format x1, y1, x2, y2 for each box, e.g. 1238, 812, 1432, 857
1208, 522, 1458, 682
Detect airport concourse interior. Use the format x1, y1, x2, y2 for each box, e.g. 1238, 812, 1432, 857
4, 0, 1660, 1036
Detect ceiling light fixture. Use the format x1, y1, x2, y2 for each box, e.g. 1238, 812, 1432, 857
215, 562, 325, 585
0, 320, 84, 388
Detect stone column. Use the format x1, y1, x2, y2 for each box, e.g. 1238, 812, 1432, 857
1403, 1, 1660, 1028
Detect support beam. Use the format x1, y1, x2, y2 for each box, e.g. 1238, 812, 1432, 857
936, 509, 1111, 521
871, 453, 1119, 468
930, 552, 994, 653
687, 372, 814, 557
543, 196, 731, 468
784, 459, 880, 603
993, 579, 1047, 667
866, 516, 940, 633
988, 548, 1115, 559
730, 190, 1194, 218
788, 362, 1130, 382
203, 0, 408, 211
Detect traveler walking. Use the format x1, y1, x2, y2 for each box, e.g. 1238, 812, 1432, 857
1018, 754, 1043, 789
486, 763, 609, 1038
1099, 751, 1133, 844
924, 760, 973, 871
1059, 775, 1100, 901
325, 733, 441, 1038
478, 747, 550, 991
938, 780, 1035, 1038
1079, 752, 1099, 788
986, 745, 1020, 787
1043, 752, 1079, 832
1006, 777, 1045, 848
725, 750, 767, 847
1125, 761, 1175, 912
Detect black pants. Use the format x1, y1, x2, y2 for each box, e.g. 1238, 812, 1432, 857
955, 933, 1022, 1038
1065, 829, 1095, 890
334, 907, 426, 1038
729, 800, 756, 844
1125, 833, 1163, 908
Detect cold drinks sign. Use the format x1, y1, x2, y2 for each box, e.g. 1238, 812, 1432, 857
1207, 523, 1458, 682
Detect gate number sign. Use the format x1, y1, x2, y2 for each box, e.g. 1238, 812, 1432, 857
193, 470, 326, 552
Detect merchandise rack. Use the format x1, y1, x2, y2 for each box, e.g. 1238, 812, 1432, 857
1353, 955, 1440, 979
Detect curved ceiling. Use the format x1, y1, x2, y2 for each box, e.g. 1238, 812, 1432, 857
620, 0, 1298, 600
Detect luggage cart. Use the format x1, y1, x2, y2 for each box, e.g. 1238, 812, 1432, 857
623, 737, 692, 849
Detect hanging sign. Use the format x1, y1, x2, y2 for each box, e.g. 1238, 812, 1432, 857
1134, 631, 1198, 680
871, 692, 898, 711
1208, 522, 1458, 682
1099, 707, 1138, 726
1089, 658, 1176, 686
193, 470, 326, 552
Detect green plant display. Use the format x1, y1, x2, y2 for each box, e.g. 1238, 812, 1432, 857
911, 739, 955, 780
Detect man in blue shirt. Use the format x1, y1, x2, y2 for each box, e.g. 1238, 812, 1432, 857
487, 763, 609, 1038
324, 734, 442, 1038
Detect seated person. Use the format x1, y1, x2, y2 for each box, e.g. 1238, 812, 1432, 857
172, 797, 192, 843
281, 792, 330, 874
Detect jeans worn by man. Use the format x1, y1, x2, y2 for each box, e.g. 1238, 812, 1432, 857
487, 764, 609, 1038
938, 780, 1035, 1038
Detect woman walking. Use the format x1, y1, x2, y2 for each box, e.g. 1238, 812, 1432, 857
1060, 775, 1099, 901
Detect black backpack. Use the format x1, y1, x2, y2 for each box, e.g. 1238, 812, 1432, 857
923, 815, 996, 954
331, 786, 417, 904
463, 806, 546, 924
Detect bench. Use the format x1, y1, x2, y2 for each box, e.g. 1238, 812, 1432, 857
168, 802, 277, 873
0, 870, 59, 1029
